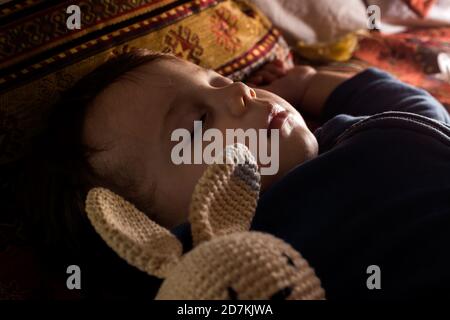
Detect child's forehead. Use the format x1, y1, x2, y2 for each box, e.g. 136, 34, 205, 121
91, 56, 204, 114
135, 56, 205, 81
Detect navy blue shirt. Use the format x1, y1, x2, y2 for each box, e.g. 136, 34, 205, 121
250, 68, 450, 299
173, 68, 450, 299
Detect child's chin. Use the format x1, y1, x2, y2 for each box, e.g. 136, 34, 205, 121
287, 122, 318, 159
277, 132, 318, 176
259, 123, 318, 191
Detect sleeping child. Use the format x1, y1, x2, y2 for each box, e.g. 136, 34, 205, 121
18, 48, 450, 299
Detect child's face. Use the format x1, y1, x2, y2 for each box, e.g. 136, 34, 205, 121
83, 56, 318, 228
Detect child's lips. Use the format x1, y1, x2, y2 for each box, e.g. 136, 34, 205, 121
267, 105, 290, 138
268, 110, 290, 131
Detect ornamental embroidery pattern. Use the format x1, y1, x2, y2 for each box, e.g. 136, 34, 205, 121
163, 25, 204, 64
0, 0, 166, 60
210, 7, 241, 53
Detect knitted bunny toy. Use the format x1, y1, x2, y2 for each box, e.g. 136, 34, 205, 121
85, 144, 325, 300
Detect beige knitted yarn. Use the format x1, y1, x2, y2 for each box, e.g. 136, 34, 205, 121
85, 143, 325, 300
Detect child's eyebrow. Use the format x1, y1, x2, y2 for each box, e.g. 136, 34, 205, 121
190, 64, 211, 77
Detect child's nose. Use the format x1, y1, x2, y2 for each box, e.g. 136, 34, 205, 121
219, 82, 256, 117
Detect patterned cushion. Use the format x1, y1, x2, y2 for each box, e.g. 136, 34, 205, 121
0, 0, 292, 165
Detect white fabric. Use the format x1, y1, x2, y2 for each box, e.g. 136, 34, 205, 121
249, 0, 368, 44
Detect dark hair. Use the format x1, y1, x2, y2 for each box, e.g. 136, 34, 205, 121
16, 48, 171, 260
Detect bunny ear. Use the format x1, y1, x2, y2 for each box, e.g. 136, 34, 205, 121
189, 143, 261, 247
85, 188, 182, 279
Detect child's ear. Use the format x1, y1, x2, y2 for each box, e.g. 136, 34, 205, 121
85, 187, 182, 279
189, 144, 261, 247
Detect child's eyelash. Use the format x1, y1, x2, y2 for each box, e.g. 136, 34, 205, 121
190, 112, 207, 139
200, 113, 207, 123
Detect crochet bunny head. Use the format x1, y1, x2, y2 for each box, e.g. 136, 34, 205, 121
85, 144, 325, 300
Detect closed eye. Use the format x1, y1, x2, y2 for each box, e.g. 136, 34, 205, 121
200, 112, 207, 123
190, 112, 207, 139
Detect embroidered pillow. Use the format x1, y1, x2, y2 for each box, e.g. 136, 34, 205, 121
0, 0, 292, 164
